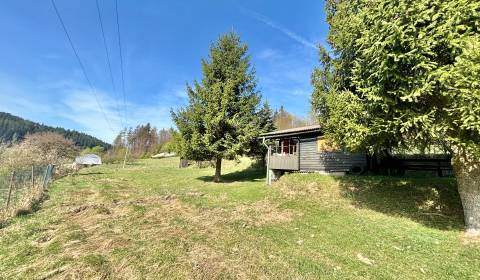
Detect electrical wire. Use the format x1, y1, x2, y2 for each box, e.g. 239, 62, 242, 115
95, 0, 124, 129
115, 0, 128, 128
51, 0, 116, 134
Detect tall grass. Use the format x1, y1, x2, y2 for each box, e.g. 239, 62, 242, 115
0, 165, 53, 224
0, 134, 72, 224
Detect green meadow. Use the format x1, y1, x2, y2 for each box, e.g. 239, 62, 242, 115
1, 158, 478, 279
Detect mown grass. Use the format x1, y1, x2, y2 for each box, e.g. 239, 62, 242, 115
0, 157, 479, 279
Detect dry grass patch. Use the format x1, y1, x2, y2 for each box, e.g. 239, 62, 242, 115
2, 158, 480, 280
15, 189, 296, 279
185, 244, 242, 280
275, 174, 343, 205
232, 200, 294, 227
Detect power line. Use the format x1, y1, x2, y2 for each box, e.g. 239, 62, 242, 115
115, 0, 131, 168
115, 0, 128, 128
50, 0, 116, 134
95, 0, 124, 128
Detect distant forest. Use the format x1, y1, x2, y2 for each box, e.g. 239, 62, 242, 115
0, 112, 110, 149
273, 106, 317, 130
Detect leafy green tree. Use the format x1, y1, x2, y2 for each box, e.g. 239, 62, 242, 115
172, 33, 266, 182
81, 145, 105, 156
312, 0, 480, 234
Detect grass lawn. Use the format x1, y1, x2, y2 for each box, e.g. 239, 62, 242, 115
0, 157, 479, 279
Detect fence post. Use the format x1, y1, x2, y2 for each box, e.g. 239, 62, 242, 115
5, 171, 15, 209
31, 166, 35, 189
49, 165, 55, 186
42, 165, 50, 190
44, 165, 55, 189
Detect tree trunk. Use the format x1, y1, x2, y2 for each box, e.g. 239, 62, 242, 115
214, 157, 222, 183
452, 148, 480, 236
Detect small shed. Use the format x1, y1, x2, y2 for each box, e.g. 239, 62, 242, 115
260, 125, 367, 183
75, 154, 102, 166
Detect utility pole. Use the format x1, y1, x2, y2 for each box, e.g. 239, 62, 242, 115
122, 131, 130, 169
122, 144, 129, 169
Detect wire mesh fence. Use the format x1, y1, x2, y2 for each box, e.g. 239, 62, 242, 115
0, 164, 54, 221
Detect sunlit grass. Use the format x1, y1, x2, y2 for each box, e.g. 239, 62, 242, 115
0, 157, 478, 279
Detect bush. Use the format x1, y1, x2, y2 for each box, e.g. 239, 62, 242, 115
80, 145, 105, 156
102, 148, 130, 164
0, 132, 77, 175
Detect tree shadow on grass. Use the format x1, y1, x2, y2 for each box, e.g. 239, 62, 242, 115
333, 175, 465, 231
196, 166, 266, 183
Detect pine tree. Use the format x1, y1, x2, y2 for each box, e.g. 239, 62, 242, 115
258, 102, 276, 134
246, 102, 276, 160
172, 32, 265, 182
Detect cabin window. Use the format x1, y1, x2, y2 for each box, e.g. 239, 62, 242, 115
272, 138, 298, 156
317, 136, 341, 152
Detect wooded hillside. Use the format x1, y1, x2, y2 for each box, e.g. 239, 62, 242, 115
0, 112, 110, 149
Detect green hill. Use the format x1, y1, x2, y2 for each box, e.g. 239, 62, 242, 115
0, 112, 110, 149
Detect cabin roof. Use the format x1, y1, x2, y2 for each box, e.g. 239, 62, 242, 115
260, 124, 321, 139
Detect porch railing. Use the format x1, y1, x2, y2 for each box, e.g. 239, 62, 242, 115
269, 143, 299, 170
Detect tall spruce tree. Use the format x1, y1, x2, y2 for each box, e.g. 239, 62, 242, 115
245, 101, 276, 161
312, 0, 480, 234
172, 33, 268, 182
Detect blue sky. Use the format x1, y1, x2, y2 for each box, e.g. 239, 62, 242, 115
0, 0, 328, 142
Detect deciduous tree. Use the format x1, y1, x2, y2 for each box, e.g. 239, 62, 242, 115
273, 106, 309, 130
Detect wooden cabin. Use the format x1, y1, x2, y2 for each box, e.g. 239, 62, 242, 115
260, 125, 367, 183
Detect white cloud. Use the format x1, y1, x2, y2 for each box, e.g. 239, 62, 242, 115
0, 74, 180, 143
257, 48, 281, 60
0, 76, 54, 116
252, 46, 315, 117
173, 87, 188, 99
245, 9, 318, 50
59, 87, 177, 142
59, 88, 123, 141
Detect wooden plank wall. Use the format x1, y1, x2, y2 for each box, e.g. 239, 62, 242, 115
269, 155, 299, 170
299, 137, 367, 172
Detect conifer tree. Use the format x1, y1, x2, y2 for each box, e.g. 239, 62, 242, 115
172, 33, 269, 182
313, 0, 480, 234
246, 101, 276, 160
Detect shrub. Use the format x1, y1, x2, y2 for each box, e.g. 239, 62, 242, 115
0, 132, 77, 176
80, 145, 105, 156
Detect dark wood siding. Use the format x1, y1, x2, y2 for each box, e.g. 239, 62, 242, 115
270, 155, 299, 170
299, 137, 367, 172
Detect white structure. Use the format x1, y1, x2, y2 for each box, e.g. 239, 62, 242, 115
151, 152, 176, 159
75, 154, 102, 166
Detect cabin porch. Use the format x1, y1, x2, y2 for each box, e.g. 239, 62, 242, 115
268, 138, 299, 171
